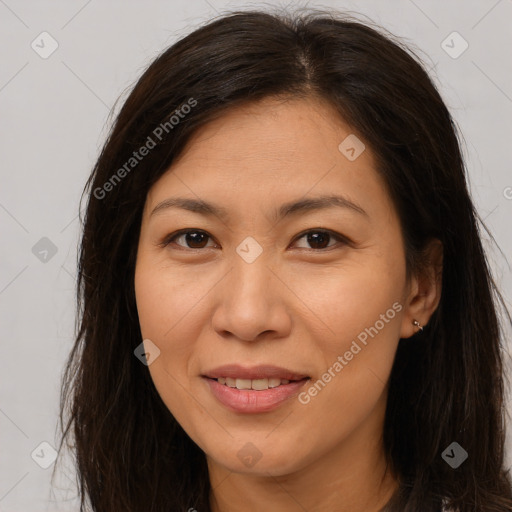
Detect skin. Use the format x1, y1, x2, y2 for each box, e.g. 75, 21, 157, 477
134, 96, 443, 512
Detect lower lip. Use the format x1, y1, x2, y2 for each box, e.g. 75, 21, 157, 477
203, 377, 309, 413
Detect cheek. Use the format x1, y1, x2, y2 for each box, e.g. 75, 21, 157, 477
134, 254, 207, 343
285, 251, 405, 354
292, 250, 404, 413
134, 258, 196, 386
299, 322, 400, 454
134, 261, 208, 437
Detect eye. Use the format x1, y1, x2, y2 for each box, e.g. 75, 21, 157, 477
291, 229, 347, 251
159, 229, 217, 250
159, 228, 348, 251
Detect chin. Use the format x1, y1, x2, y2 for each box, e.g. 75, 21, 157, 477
207, 441, 308, 476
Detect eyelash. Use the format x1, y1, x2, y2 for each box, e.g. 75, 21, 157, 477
158, 228, 350, 252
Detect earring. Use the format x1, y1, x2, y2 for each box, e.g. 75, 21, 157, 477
412, 319, 423, 332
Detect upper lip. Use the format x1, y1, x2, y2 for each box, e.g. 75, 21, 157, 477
203, 364, 309, 381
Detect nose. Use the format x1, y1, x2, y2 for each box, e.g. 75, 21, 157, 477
211, 254, 292, 343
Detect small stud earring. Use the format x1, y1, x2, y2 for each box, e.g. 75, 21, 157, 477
412, 319, 423, 332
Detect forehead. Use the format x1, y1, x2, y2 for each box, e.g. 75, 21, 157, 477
173, 95, 358, 165
144, 96, 393, 224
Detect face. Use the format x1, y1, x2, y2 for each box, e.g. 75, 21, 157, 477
134, 96, 413, 477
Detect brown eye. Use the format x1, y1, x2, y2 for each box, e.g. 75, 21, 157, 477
293, 230, 346, 250
160, 228, 347, 252
162, 230, 215, 249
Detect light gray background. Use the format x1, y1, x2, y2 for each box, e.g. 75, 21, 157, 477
1, 0, 511, 510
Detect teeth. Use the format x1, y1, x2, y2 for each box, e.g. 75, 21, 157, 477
235, 378, 252, 390
268, 378, 284, 388
216, 377, 293, 390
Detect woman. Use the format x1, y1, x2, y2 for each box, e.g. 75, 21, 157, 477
55, 7, 512, 511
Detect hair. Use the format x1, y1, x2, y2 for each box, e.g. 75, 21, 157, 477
54, 6, 512, 512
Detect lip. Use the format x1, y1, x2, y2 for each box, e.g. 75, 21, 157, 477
202, 364, 309, 381
203, 376, 310, 413
201, 364, 310, 413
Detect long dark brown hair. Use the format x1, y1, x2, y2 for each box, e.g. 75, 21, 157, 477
54, 7, 512, 511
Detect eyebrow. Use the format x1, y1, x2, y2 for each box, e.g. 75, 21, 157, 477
150, 194, 368, 222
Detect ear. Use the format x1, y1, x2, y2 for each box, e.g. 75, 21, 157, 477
400, 238, 443, 339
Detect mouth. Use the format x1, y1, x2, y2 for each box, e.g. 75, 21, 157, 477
201, 364, 311, 413
206, 376, 309, 391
